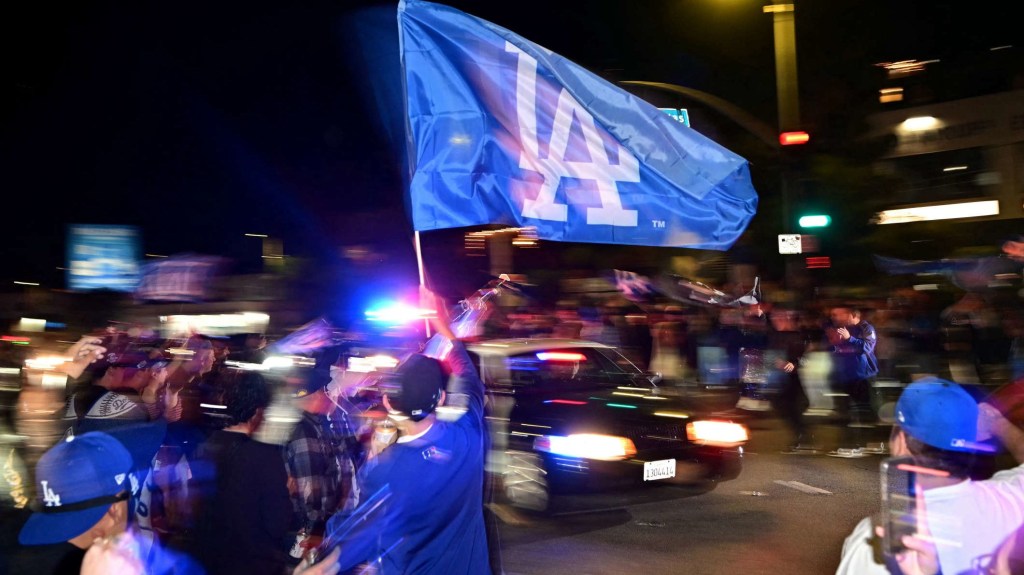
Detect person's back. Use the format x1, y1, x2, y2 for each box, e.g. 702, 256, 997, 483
330, 289, 491, 575
362, 395, 488, 573
63, 384, 148, 435
185, 369, 292, 575
921, 462, 1024, 573
192, 430, 292, 575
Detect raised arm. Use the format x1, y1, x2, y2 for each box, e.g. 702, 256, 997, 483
421, 286, 457, 343
420, 287, 485, 419
981, 402, 1024, 464
57, 336, 107, 380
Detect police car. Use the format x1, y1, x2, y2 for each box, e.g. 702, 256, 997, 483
466, 338, 748, 512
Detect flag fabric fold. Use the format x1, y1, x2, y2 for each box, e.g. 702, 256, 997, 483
268, 317, 340, 355
611, 269, 761, 308
872, 254, 1020, 291
398, 0, 758, 250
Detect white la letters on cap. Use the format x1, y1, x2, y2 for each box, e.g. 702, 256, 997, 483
41, 480, 62, 507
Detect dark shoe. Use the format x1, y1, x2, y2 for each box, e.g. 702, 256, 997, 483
781, 444, 822, 455
827, 447, 870, 458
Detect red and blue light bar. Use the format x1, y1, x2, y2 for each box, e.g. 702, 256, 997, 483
364, 302, 437, 324
536, 351, 586, 362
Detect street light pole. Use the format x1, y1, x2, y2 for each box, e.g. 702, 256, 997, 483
763, 2, 802, 286
763, 2, 800, 132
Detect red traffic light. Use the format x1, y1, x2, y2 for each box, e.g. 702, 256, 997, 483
780, 131, 810, 146
806, 256, 831, 269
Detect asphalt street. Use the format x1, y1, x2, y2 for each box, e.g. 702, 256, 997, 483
491, 414, 889, 575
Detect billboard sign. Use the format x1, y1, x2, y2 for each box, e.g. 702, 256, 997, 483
135, 254, 224, 303
66, 225, 141, 292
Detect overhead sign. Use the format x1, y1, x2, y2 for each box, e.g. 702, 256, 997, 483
874, 199, 999, 224
658, 108, 691, 127
778, 234, 802, 254
66, 225, 141, 292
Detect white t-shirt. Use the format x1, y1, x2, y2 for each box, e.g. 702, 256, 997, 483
837, 464, 1024, 575
836, 516, 890, 575
924, 463, 1024, 574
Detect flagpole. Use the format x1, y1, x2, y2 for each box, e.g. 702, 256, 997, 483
414, 231, 432, 337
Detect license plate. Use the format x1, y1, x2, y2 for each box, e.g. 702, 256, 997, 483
643, 458, 676, 481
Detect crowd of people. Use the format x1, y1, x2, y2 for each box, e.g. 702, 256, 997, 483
489, 285, 1024, 446
0, 287, 491, 575
3, 278, 1024, 574
483, 282, 1024, 573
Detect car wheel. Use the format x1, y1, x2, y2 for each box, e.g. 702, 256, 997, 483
503, 450, 550, 512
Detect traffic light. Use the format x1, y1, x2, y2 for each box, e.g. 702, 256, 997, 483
805, 256, 831, 269
780, 131, 810, 146
798, 214, 831, 228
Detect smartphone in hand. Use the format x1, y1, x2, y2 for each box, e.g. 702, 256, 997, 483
880, 456, 919, 557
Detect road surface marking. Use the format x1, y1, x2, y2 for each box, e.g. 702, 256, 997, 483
774, 480, 833, 495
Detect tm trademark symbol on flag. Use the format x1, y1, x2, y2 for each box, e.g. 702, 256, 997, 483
652, 220, 666, 229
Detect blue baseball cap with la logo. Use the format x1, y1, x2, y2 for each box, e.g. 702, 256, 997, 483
19, 432, 133, 545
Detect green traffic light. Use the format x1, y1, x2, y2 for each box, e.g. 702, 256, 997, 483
798, 215, 831, 228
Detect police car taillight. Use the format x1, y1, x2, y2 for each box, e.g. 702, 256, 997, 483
686, 421, 748, 447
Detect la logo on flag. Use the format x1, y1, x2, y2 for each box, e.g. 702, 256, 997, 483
506, 43, 639, 228
399, 0, 758, 250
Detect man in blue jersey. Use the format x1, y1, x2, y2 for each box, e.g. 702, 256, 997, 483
827, 304, 880, 437
325, 287, 491, 574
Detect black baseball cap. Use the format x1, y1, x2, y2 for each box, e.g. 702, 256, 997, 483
290, 345, 346, 398
291, 367, 332, 398
388, 354, 446, 421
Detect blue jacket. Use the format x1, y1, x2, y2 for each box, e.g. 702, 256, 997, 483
331, 340, 491, 575
829, 320, 879, 383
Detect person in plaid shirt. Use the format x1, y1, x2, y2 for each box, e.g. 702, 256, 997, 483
284, 365, 361, 563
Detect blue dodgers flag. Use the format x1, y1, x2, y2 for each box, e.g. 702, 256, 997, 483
398, 0, 758, 249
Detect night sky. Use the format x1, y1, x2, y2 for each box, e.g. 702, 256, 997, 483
1, 0, 1018, 289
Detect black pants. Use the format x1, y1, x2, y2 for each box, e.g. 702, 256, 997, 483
839, 377, 877, 448
770, 372, 810, 444
846, 378, 875, 424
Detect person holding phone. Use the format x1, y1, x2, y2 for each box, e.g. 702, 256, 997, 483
61, 339, 179, 439
836, 378, 1024, 575
826, 304, 879, 435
